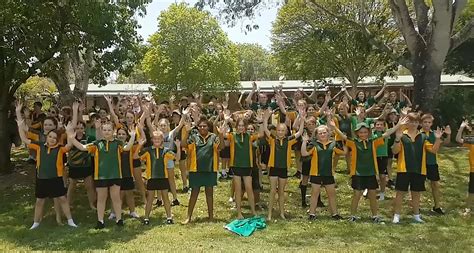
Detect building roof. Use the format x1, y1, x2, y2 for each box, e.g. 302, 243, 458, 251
76, 75, 474, 96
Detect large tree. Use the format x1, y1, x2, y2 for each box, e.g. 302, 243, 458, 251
235, 43, 279, 81
271, 0, 398, 86
198, 0, 474, 112
0, 0, 147, 173
142, 3, 240, 98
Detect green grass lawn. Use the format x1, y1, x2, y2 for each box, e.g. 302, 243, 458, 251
0, 147, 473, 251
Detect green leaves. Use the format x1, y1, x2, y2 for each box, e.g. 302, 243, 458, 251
235, 43, 279, 81
142, 3, 240, 99
271, 0, 397, 84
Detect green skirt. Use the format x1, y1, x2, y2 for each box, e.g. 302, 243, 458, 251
189, 172, 217, 189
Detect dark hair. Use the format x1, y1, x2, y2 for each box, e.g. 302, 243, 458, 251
45, 129, 61, 140
33, 101, 43, 108
43, 116, 58, 127
160, 101, 170, 105
236, 118, 248, 127
77, 121, 86, 128
197, 118, 213, 130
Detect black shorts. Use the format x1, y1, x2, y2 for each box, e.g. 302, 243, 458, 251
147, 178, 170, 191
231, 167, 252, 177
35, 177, 67, 199
180, 150, 187, 161
395, 173, 426, 192
351, 175, 378, 190
469, 173, 474, 194
310, 176, 335, 185
133, 159, 141, 168
293, 139, 302, 151
301, 160, 311, 176
121, 177, 135, 191
377, 157, 388, 175
220, 146, 230, 159
252, 167, 261, 190
426, 164, 440, 181
95, 179, 122, 188
269, 167, 288, 179
260, 145, 270, 165
68, 166, 94, 179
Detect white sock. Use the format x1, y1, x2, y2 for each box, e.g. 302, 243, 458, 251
30, 222, 40, 230
67, 219, 78, 228
392, 214, 400, 223
413, 214, 424, 222
379, 192, 385, 200
130, 211, 140, 218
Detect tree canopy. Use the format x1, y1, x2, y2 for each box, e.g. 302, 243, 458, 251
142, 3, 240, 98
235, 43, 279, 81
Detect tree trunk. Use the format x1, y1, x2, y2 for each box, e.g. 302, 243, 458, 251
412, 60, 442, 113
0, 99, 13, 174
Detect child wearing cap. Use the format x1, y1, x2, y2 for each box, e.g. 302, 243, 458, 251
337, 116, 407, 223
373, 118, 390, 201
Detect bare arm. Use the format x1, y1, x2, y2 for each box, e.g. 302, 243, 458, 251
300, 136, 311, 157
293, 116, 305, 139
104, 95, 120, 127
17, 120, 31, 145
373, 83, 387, 101
123, 129, 137, 151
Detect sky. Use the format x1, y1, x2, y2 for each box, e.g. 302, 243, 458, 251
136, 0, 279, 49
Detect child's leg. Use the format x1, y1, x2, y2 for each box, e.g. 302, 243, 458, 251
145, 190, 155, 219
133, 167, 147, 204
295, 151, 302, 174
268, 177, 278, 220
243, 176, 256, 215
84, 176, 97, 209
179, 159, 188, 190
379, 174, 387, 194
33, 198, 46, 223
277, 178, 288, 219
183, 188, 200, 224
430, 180, 441, 209
411, 191, 421, 215
309, 184, 321, 215
160, 190, 172, 219
332, 154, 340, 174
393, 191, 405, 215
233, 175, 243, 219
367, 190, 378, 217
96, 188, 108, 222
466, 193, 474, 212
53, 198, 62, 224
300, 175, 309, 207
345, 152, 351, 174
350, 190, 362, 216
386, 158, 393, 181
229, 177, 235, 200
204, 186, 214, 220
125, 190, 136, 213
167, 169, 179, 201
259, 164, 265, 186
109, 185, 122, 221
325, 184, 338, 215
67, 179, 77, 206
56, 196, 73, 220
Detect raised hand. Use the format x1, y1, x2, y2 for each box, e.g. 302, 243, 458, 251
15, 101, 23, 114
192, 92, 200, 99
398, 115, 409, 125
355, 107, 362, 116
182, 107, 190, 116
263, 108, 272, 120
302, 132, 310, 142
128, 128, 137, 138
434, 127, 444, 139
174, 139, 181, 148
222, 100, 228, 110
327, 118, 336, 128
400, 107, 411, 116
225, 92, 230, 102
138, 137, 146, 146
444, 125, 451, 135
94, 119, 102, 129
252, 81, 257, 91
65, 122, 75, 136
460, 120, 469, 129
169, 95, 176, 103
104, 95, 112, 104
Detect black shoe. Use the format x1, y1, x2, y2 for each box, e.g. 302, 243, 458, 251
155, 199, 163, 207
308, 214, 316, 221
432, 207, 445, 215
166, 218, 174, 224
332, 214, 343, 220
95, 221, 105, 229
116, 219, 124, 226
182, 186, 189, 193
171, 199, 180, 206
262, 170, 268, 175
143, 219, 150, 225
293, 171, 301, 178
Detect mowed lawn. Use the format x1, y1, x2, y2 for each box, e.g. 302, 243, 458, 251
0, 147, 472, 252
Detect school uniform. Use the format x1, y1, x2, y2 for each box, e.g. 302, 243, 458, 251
346, 137, 385, 190
120, 145, 140, 191
421, 130, 441, 182
86, 139, 124, 188
186, 131, 220, 188
373, 130, 389, 175
267, 135, 297, 179
140, 146, 175, 190
28, 141, 69, 198
228, 132, 259, 177
68, 136, 93, 179
307, 141, 344, 185
463, 143, 474, 194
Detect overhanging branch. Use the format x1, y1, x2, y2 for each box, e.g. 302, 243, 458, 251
451, 19, 474, 51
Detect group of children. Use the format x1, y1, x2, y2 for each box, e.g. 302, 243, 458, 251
13, 81, 474, 229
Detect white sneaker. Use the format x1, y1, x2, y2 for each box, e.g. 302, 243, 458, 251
108, 212, 116, 220
30, 222, 40, 230
67, 219, 78, 228
413, 215, 424, 223
379, 192, 385, 201
129, 212, 140, 219
392, 214, 400, 224
228, 197, 234, 203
